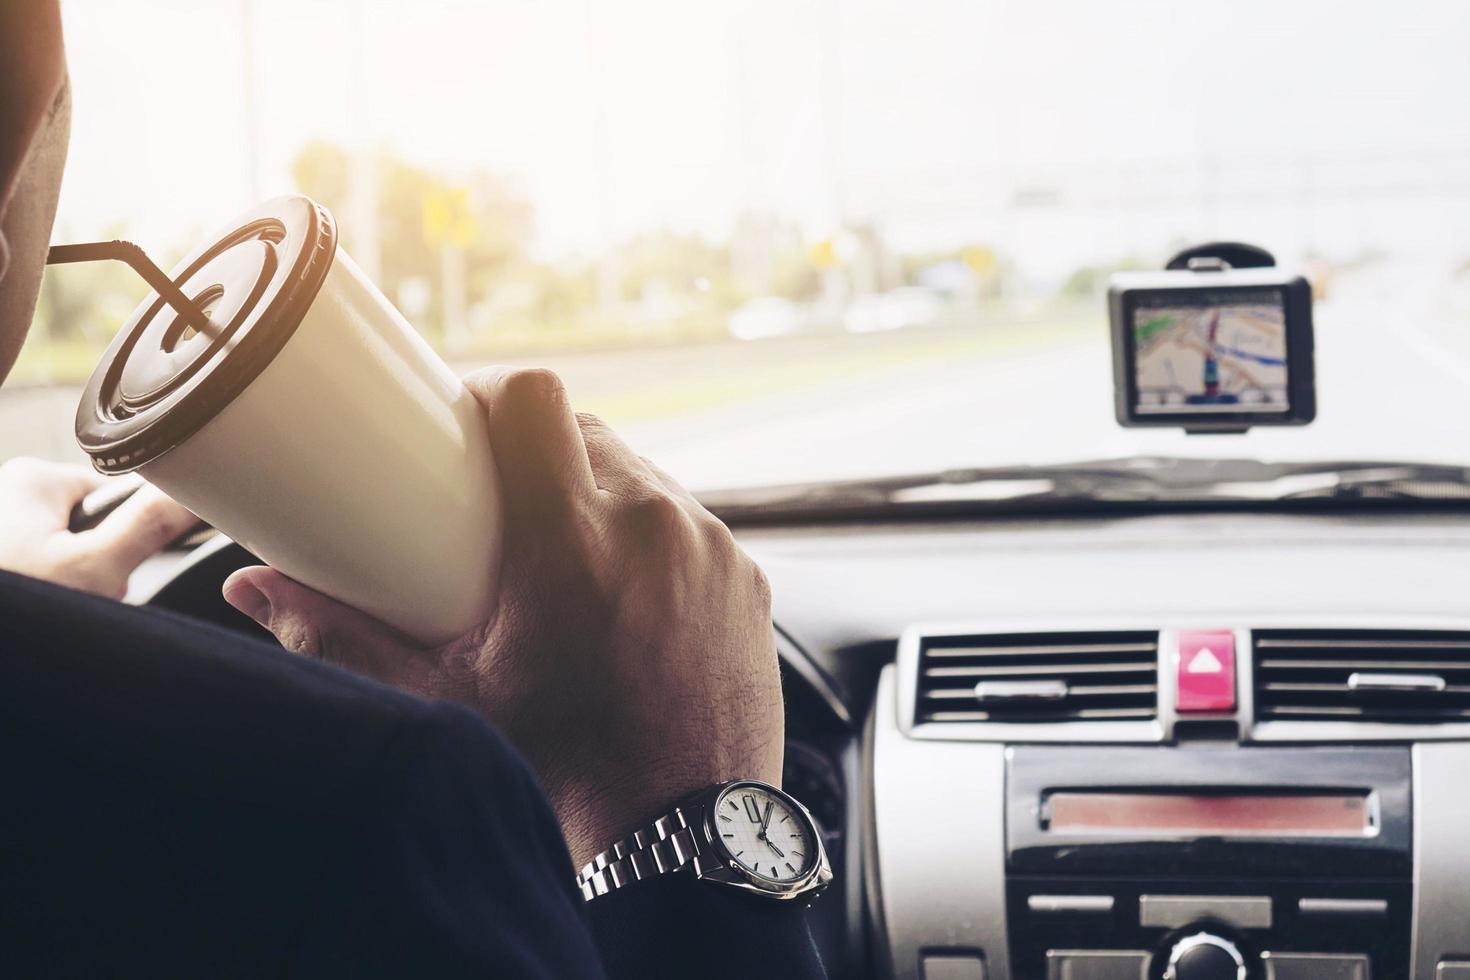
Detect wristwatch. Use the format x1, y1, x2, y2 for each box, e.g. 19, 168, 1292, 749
576, 779, 834, 903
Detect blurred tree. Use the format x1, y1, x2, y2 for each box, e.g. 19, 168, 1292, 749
616, 228, 733, 303
900, 246, 1008, 300
525, 259, 597, 325
768, 251, 820, 302
289, 140, 350, 220
1058, 256, 1148, 298
290, 142, 534, 341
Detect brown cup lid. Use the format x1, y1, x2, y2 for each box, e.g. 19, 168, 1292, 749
75, 195, 337, 473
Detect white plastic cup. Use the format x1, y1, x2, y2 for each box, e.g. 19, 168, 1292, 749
76, 196, 500, 644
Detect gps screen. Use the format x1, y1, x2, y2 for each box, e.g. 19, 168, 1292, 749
1131, 288, 1289, 414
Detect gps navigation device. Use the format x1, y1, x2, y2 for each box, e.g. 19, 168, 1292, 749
1109, 266, 1316, 433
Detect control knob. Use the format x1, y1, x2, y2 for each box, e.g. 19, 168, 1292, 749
1162, 932, 1247, 980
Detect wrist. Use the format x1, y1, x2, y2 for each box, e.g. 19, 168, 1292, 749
574, 779, 833, 906
555, 776, 707, 870
549, 755, 782, 869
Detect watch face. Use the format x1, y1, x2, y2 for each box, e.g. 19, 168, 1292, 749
713, 783, 817, 883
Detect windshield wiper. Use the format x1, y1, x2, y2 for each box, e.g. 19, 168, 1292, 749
1265, 463, 1470, 502
699, 457, 1470, 520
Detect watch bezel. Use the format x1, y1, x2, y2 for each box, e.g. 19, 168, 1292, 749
694, 779, 833, 900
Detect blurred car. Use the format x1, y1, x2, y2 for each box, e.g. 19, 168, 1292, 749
728, 297, 807, 341
842, 287, 943, 334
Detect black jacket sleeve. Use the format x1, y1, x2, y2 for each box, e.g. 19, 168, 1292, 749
289, 704, 606, 979
586, 873, 827, 980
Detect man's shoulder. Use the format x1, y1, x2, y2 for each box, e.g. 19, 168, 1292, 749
0, 567, 440, 785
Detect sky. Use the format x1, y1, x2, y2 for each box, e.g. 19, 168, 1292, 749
53, 0, 1470, 278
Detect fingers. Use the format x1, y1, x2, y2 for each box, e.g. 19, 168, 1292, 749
0, 456, 108, 517
223, 566, 416, 676
463, 367, 597, 510
42, 461, 110, 506
461, 366, 691, 513
576, 414, 704, 514
71, 484, 196, 573
638, 454, 700, 506
575, 412, 659, 498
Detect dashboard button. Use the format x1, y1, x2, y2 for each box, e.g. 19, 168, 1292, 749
1175, 630, 1237, 713
1140, 894, 1272, 929
1261, 952, 1370, 980
922, 952, 986, 980
1028, 894, 1115, 913
1046, 950, 1151, 980
1297, 897, 1387, 918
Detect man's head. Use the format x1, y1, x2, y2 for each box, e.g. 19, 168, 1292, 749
0, 1, 69, 387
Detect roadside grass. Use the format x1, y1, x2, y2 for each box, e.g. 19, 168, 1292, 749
9, 340, 109, 387
8, 308, 1099, 432
574, 316, 1098, 426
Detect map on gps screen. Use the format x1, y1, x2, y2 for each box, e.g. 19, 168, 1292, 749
1132, 288, 1289, 413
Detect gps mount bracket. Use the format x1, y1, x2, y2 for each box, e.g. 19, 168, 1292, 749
1167, 242, 1278, 435
1165, 241, 1277, 272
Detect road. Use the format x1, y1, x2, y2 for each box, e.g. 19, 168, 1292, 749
4, 280, 1468, 494
0, 317, 1103, 490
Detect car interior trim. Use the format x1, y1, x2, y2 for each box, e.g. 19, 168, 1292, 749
870, 663, 1009, 980
1410, 742, 1470, 980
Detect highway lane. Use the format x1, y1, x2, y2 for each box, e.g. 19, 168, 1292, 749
0, 317, 1098, 488
610, 289, 1470, 491
3, 280, 1467, 496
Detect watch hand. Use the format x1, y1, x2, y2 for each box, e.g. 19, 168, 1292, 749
765, 838, 785, 858
760, 800, 774, 839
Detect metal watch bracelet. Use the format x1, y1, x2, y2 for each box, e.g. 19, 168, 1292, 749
576, 804, 713, 901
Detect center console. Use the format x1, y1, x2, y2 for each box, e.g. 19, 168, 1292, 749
1005, 746, 1411, 980
866, 621, 1470, 980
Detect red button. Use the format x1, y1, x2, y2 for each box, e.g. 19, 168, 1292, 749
1176, 630, 1236, 713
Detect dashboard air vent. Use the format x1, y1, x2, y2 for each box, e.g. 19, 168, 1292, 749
1254, 629, 1470, 723
915, 631, 1159, 724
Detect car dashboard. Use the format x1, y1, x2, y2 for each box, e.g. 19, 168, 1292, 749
133, 506, 1470, 980
742, 507, 1470, 980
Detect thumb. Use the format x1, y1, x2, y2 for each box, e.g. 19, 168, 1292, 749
223, 566, 420, 683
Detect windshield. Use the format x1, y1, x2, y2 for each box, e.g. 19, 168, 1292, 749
7, 0, 1470, 495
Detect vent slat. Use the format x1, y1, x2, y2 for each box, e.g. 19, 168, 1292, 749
1068, 706, 1158, 719
925, 662, 1156, 679
1254, 629, 1470, 724
926, 711, 992, 722
924, 683, 1156, 700
1260, 659, 1470, 672
1257, 705, 1470, 720
1264, 681, 1470, 695
1256, 638, 1470, 651
921, 706, 1161, 723
924, 642, 1157, 658
915, 631, 1159, 725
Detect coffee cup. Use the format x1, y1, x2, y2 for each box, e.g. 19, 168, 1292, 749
75, 195, 500, 644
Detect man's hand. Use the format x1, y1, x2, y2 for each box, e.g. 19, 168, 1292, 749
0, 457, 197, 599
222, 368, 782, 867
